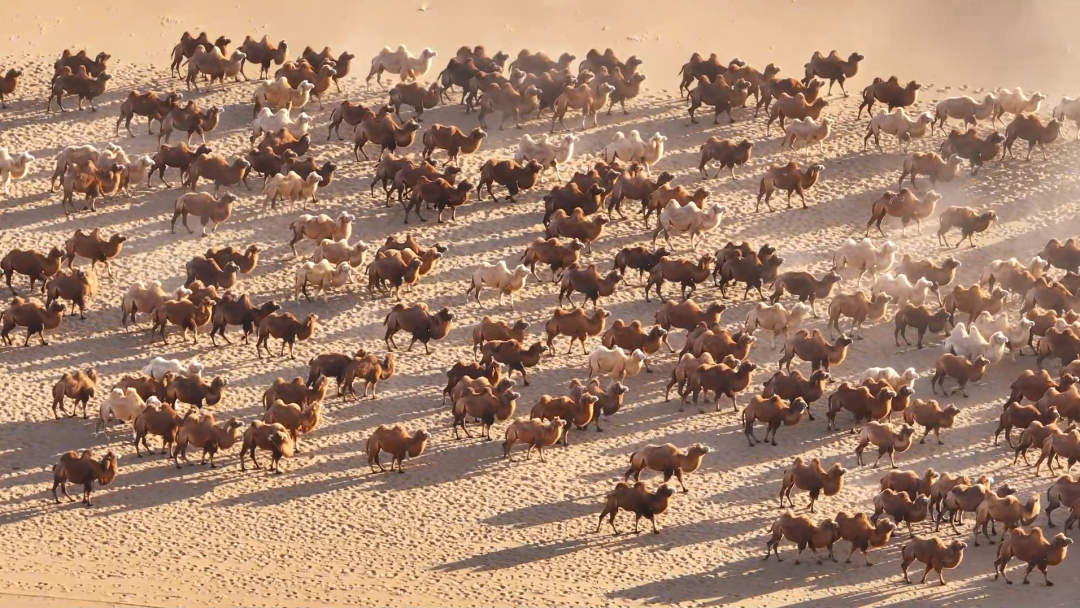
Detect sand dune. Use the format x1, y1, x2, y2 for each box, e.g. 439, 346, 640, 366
1, 1, 1080, 606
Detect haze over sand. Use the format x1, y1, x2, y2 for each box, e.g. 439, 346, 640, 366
6, 0, 1080, 92
1, 1, 1080, 607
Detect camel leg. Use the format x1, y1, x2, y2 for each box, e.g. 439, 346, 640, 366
873, 447, 886, 468
57, 481, 74, 502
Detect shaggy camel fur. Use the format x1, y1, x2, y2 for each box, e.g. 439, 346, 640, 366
596, 481, 675, 535
367, 424, 430, 473
51, 449, 118, 506
624, 443, 710, 493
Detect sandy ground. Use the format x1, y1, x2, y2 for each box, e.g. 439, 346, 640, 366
1, 1, 1080, 606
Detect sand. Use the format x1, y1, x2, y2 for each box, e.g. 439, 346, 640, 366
1, 0, 1079, 606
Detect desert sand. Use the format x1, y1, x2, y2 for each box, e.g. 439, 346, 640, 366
1, 0, 1080, 606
